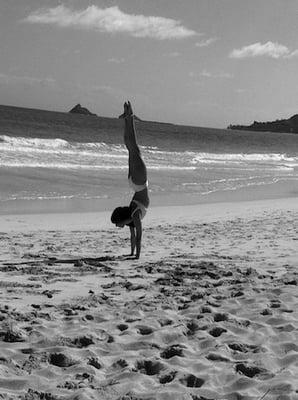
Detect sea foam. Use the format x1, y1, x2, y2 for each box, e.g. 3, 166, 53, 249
1, 135, 297, 171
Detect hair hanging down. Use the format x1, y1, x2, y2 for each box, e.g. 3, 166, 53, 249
111, 206, 131, 224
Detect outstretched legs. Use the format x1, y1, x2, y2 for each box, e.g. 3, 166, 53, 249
120, 101, 147, 185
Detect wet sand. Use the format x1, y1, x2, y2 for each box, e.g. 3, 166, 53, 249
0, 198, 298, 399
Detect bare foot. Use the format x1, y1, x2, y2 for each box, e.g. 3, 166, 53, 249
118, 101, 133, 119
118, 102, 127, 119
126, 101, 133, 116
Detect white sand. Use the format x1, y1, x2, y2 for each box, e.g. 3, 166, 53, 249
0, 197, 298, 399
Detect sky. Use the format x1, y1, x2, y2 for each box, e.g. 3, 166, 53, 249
0, 0, 297, 128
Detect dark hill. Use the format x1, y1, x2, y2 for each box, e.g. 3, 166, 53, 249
228, 114, 298, 134
69, 104, 97, 116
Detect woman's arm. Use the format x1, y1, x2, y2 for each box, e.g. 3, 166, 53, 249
129, 226, 136, 256
132, 212, 142, 259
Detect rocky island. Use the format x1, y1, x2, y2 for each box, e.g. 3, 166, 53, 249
69, 104, 97, 116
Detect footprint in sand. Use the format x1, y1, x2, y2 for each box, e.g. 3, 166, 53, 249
228, 342, 263, 353
160, 344, 185, 359
159, 370, 177, 384
186, 320, 200, 336
137, 325, 154, 335
270, 299, 281, 308
135, 359, 165, 375
22, 389, 58, 400
88, 357, 102, 369
49, 353, 77, 368
179, 374, 205, 388
63, 308, 78, 316
206, 353, 230, 362
261, 308, 273, 315
112, 359, 128, 369
213, 312, 229, 322
201, 306, 212, 313
209, 327, 227, 337
117, 323, 129, 331
0, 328, 26, 342
71, 336, 94, 348
235, 362, 273, 379
158, 318, 173, 327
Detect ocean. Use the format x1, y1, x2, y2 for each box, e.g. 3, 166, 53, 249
0, 105, 297, 214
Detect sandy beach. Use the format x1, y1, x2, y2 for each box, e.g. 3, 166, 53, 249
1, 197, 297, 399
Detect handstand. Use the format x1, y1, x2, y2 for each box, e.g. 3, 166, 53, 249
111, 101, 149, 259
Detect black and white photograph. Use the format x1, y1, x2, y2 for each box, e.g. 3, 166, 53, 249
0, 1, 298, 399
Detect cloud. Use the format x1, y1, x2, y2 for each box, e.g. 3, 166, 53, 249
286, 49, 298, 59
200, 70, 212, 77
195, 37, 217, 48
230, 41, 298, 59
0, 73, 55, 86
108, 57, 125, 63
163, 51, 181, 57
24, 5, 197, 40
199, 70, 233, 79
235, 88, 247, 94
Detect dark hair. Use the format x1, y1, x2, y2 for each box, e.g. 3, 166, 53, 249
111, 206, 131, 224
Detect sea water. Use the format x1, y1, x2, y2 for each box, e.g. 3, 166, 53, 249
0, 133, 297, 212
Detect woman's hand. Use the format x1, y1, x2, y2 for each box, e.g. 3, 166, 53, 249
124, 255, 139, 260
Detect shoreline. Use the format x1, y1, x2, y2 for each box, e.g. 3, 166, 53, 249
1, 195, 297, 232
0, 178, 297, 218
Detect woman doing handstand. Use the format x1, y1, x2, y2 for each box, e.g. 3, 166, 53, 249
111, 101, 149, 259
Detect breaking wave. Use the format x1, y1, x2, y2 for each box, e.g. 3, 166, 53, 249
0, 135, 297, 171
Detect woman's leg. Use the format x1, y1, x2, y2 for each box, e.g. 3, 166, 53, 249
123, 103, 147, 184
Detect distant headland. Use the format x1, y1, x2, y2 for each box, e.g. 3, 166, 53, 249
228, 114, 298, 134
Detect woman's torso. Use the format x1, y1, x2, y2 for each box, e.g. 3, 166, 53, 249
132, 187, 149, 208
